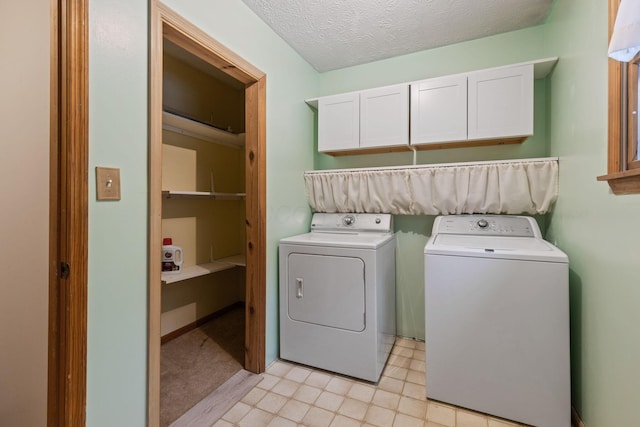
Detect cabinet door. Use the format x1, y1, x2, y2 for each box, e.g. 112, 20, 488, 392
360, 84, 409, 149
468, 64, 533, 140
410, 75, 467, 145
318, 92, 360, 152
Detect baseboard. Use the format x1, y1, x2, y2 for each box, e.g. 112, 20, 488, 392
572, 406, 585, 427
161, 301, 245, 345
161, 322, 196, 344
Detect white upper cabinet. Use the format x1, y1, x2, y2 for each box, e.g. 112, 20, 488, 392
317, 84, 409, 153
309, 58, 555, 155
318, 92, 360, 152
468, 64, 534, 140
410, 74, 467, 145
360, 84, 409, 149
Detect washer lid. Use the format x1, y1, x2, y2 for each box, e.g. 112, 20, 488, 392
425, 234, 568, 263
280, 231, 395, 249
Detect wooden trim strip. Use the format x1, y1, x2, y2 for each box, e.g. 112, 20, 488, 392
148, 2, 163, 426
49, 0, 90, 425
243, 77, 267, 374
158, 2, 265, 84
608, 0, 622, 174
48, 0, 61, 424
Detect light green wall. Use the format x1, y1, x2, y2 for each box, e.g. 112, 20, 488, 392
313, 27, 550, 339
544, 0, 640, 426
86, 0, 319, 423
83, 1, 640, 425
87, 0, 149, 425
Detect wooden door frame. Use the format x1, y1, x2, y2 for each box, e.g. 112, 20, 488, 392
149, 2, 267, 425
48, 0, 89, 425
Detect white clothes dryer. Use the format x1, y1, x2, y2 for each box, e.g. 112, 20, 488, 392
279, 213, 396, 382
424, 215, 570, 427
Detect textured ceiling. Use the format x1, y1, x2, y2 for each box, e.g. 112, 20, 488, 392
241, 0, 554, 72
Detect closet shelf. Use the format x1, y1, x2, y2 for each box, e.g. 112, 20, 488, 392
162, 254, 246, 285
162, 111, 245, 149
162, 190, 246, 200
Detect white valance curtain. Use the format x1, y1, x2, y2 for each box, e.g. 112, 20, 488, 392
304, 158, 559, 215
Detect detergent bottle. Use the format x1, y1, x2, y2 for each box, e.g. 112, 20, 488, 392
162, 238, 183, 274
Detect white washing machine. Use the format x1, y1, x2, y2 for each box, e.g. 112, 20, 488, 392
279, 213, 396, 382
424, 215, 570, 427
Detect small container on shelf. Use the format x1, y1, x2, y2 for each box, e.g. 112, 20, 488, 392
162, 238, 183, 274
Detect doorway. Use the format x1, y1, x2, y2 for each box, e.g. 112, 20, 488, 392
149, 2, 266, 426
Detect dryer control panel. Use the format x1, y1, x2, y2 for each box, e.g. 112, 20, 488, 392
432, 215, 541, 238
311, 213, 393, 233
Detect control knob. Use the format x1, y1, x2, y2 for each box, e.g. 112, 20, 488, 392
343, 215, 356, 226
477, 219, 489, 228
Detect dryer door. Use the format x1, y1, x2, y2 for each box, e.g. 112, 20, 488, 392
287, 253, 365, 332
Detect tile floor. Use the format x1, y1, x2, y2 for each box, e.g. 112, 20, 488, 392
213, 338, 526, 427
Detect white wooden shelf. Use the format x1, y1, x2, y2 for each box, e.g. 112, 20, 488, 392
161, 254, 246, 285
217, 254, 246, 267
162, 111, 245, 148
162, 190, 246, 200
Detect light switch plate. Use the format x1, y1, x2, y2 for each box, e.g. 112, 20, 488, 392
96, 167, 121, 201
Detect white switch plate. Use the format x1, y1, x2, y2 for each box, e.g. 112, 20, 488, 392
96, 167, 121, 200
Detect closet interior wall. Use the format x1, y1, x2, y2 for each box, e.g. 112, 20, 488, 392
160, 42, 247, 339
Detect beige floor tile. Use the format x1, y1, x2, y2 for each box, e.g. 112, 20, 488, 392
238, 407, 274, 427
256, 392, 289, 414
383, 365, 408, 381
365, 405, 396, 427
372, 389, 401, 410
387, 354, 412, 368
302, 407, 335, 427
377, 376, 405, 394
488, 418, 521, 427
217, 340, 527, 427
271, 379, 300, 397
293, 384, 322, 404
316, 390, 346, 411
279, 399, 311, 423
212, 419, 235, 427
338, 397, 369, 420
326, 376, 354, 395
222, 401, 252, 423
393, 413, 426, 427
392, 346, 414, 358
395, 338, 417, 349
405, 369, 426, 386
426, 401, 456, 427
267, 361, 294, 377
330, 414, 363, 427
410, 359, 426, 373
257, 373, 281, 391
457, 409, 489, 427
402, 382, 426, 400
267, 416, 299, 427
285, 366, 312, 383
306, 371, 333, 388
347, 382, 376, 403
242, 386, 268, 405
397, 396, 427, 418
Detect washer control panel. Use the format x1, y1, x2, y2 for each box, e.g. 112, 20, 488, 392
432, 215, 541, 238
311, 213, 393, 233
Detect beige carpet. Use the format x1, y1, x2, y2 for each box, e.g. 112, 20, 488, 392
160, 306, 245, 427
